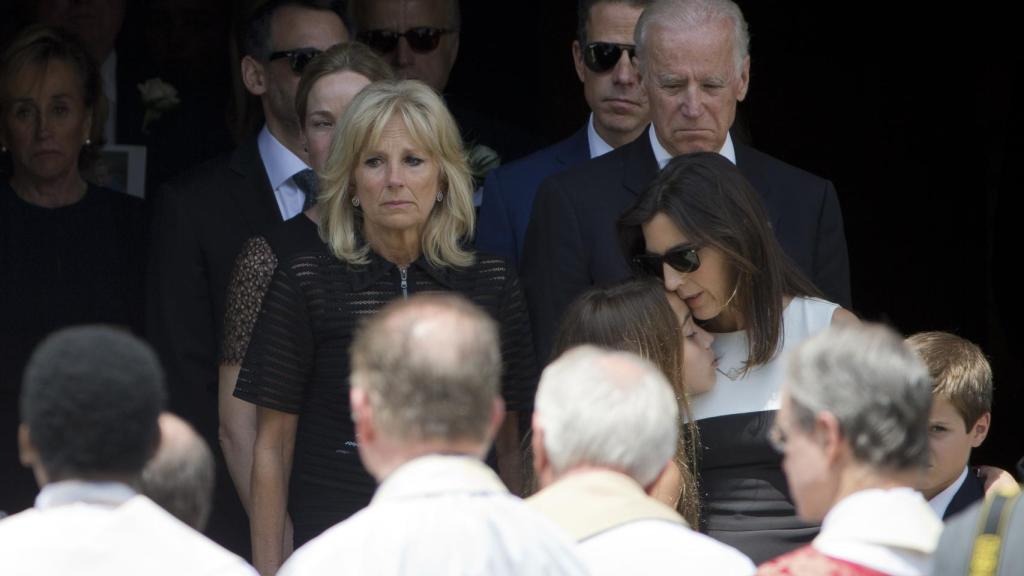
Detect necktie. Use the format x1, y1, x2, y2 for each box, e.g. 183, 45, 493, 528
292, 168, 319, 211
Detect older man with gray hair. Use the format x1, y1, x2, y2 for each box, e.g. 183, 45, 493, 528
758, 323, 942, 576
277, 294, 585, 576
529, 345, 754, 575
522, 0, 850, 362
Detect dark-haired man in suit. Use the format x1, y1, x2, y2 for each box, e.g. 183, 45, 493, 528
477, 0, 652, 269
521, 0, 851, 361
146, 0, 348, 556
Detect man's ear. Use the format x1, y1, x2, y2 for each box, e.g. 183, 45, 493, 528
241, 55, 268, 97
350, 386, 376, 446
969, 412, 991, 448
572, 40, 586, 84
817, 411, 844, 465
18, 423, 36, 468
530, 414, 548, 485
735, 55, 751, 102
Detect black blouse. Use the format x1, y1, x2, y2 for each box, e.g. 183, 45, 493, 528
235, 233, 537, 545
0, 181, 145, 513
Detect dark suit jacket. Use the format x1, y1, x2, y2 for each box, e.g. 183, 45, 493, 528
145, 136, 280, 557
147, 135, 280, 436
521, 130, 851, 361
944, 468, 985, 520
477, 127, 589, 268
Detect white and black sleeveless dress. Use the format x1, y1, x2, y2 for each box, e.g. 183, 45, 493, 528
692, 296, 839, 564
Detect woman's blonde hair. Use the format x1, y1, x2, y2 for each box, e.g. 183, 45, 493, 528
318, 79, 475, 268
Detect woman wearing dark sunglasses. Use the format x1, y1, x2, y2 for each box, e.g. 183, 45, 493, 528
620, 152, 857, 564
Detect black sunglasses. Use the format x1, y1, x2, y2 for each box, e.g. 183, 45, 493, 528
358, 27, 454, 55
633, 244, 701, 279
268, 47, 323, 74
583, 42, 636, 73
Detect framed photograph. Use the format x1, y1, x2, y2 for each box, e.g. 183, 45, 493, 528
92, 144, 148, 199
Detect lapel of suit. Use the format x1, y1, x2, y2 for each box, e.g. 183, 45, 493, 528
944, 470, 985, 520
229, 136, 282, 233
621, 129, 659, 197
733, 142, 782, 231
554, 126, 590, 168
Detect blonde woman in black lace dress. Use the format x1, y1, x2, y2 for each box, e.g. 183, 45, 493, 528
235, 80, 538, 575
217, 43, 391, 540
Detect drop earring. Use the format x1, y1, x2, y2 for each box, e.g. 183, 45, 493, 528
436, 191, 444, 203
351, 196, 360, 207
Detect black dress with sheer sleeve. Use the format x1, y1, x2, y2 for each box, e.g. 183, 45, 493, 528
234, 238, 538, 546
220, 214, 322, 365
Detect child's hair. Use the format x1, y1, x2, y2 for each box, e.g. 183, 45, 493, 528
906, 331, 993, 428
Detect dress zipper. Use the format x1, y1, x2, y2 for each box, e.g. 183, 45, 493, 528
399, 265, 408, 299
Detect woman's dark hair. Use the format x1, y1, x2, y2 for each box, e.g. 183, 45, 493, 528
0, 25, 105, 174
553, 278, 701, 527
620, 152, 822, 371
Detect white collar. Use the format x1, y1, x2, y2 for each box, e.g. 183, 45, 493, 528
648, 125, 736, 169
586, 114, 616, 159
256, 125, 309, 191
35, 480, 137, 509
927, 466, 969, 518
372, 454, 508, 504
813, 487, 942, 576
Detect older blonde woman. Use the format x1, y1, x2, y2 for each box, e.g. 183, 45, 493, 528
235, 80, 537, 575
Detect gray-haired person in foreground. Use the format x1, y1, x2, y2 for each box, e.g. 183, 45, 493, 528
758, 323, 942, 576
528, 345, 755, 575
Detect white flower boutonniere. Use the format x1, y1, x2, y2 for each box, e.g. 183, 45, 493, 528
137, 78, 181, 133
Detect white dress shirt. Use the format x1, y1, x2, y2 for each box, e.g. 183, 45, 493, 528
813, 487, 943, 576
927, 466, 970, 518
0, 481, 256, 576
586, 113, 616, 159
649, 124, 737, 169
279, 454, 587, 576
256, 125, 312, 220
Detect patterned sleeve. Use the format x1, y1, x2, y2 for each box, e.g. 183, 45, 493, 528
497, 265, 540, 413
234, 260, 315, 414
220, 236, 278, 364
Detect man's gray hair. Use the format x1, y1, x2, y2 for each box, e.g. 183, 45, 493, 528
634, 0, 749, 76
350, 294, 501, 444
140, 414, 215, 531
786, 323, 933, 472
535, 345, 678, 487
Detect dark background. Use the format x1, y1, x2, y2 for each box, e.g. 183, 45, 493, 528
449, 1, 1023, 471
2, 1, 1019, 470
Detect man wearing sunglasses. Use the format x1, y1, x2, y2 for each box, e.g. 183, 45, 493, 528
477, 0, 651, 270
521, 0, 851, 362
351, 0, 537, 179
350, 0, 459, 94
146, 0, 348, 558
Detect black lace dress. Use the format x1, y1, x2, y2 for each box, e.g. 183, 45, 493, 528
232, 220, 538, 546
